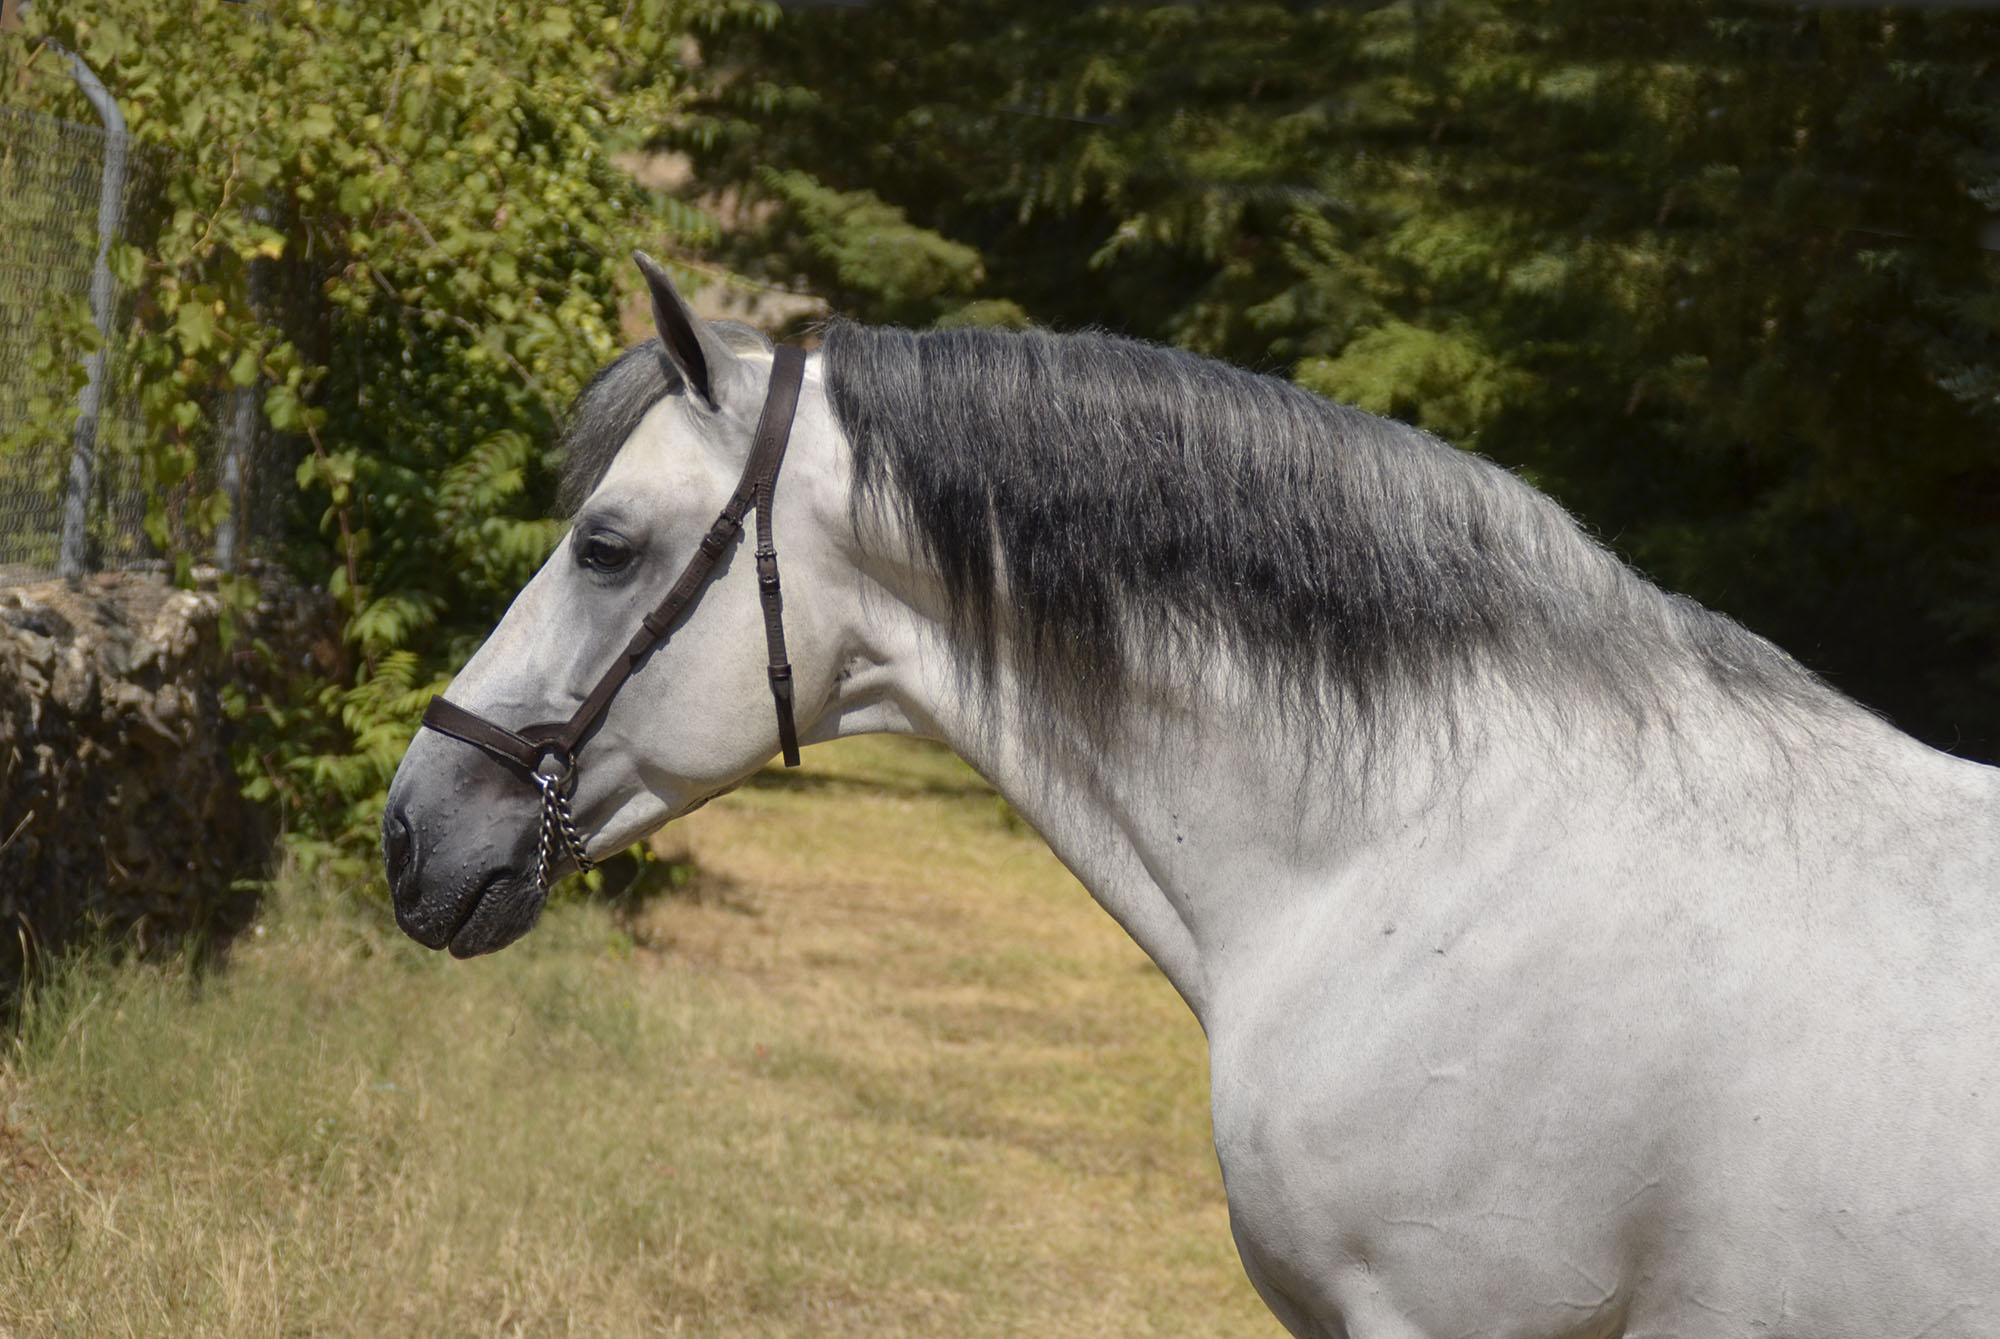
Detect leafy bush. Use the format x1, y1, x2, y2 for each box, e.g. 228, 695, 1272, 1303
4, 0, 769, 877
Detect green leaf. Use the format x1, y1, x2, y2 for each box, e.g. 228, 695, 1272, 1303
337, 175, 375, 219
299, 104, 338, 140
108, 243, 146, 286
534, 7, 575, 42
174, 302, 217, 355
229, 348, 261, 388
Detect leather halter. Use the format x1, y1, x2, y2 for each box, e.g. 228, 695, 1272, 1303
418, 344, 808, 882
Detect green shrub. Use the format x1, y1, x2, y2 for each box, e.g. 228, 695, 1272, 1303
4, 0, 772, 879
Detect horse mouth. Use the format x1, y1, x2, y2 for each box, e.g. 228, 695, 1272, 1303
450, 870, 548, 958
394, 868, 548, 959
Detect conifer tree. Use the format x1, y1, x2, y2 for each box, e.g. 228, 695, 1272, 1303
676, 0, 2000, 757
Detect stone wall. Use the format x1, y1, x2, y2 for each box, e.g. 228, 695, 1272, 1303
0, 567, 340, 991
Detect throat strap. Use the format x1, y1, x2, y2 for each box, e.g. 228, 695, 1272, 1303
752, 348, 805, 766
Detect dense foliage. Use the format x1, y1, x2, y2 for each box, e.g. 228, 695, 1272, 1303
3, 0, 761, 871
678, 0, 2000, 759
7, 0, 2000, 885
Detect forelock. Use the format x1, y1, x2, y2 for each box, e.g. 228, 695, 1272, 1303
556, 323, 773, 514
559, 340, 678, 514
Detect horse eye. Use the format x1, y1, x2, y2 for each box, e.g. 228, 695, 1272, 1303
576, 531, 634, 575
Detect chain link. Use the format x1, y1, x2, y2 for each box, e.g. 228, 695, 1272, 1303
532, 766, 595, 894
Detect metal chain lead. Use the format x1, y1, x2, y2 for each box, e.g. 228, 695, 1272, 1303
532, 765, 595, 893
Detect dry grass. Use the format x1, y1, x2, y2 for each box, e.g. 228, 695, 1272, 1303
0, 737, 1277, 1337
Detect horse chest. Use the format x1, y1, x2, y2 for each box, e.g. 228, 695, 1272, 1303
1205, 1012, 1663, 1339
1196, 877, 2000, 1339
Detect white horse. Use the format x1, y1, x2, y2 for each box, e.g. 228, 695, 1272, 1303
384, 258, 2000, 1338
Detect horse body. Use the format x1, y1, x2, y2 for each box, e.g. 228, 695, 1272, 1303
941, 635, 2000, 1336
1196, 736, 2000, 1337
383, 265, 2000, 1336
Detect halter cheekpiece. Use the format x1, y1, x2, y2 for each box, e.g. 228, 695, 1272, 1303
419, 344, 809, 891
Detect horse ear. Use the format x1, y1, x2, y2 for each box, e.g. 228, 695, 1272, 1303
633, 251, 736, 412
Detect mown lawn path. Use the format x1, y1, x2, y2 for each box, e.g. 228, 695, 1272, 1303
2, 736, 1277, 1337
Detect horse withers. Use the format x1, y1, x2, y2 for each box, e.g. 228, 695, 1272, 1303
383, 256, 2000, 1338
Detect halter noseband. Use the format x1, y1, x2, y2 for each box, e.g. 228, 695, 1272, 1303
418, 344, 808, 890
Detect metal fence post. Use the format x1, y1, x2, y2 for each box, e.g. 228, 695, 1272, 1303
216, 206, 272, 574
55, 44, 127, 579
216, 384, 253, 572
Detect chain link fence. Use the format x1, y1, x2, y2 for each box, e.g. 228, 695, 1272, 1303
0, 102, 150, 583
0, 95, 279, 589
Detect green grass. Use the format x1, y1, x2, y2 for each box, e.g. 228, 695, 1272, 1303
0, 737, 1276, 1337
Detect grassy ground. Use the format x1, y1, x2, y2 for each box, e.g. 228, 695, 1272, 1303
0, 736, 1277, 1337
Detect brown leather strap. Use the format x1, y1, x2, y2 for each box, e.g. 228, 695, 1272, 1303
420, 344, 809, 784
753, 345, 806, 766
421, 694, 553, 774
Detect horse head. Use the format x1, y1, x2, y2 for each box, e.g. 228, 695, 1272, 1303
381, 257, 851, 957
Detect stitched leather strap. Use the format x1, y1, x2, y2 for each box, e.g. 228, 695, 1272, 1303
419, 344, 810, 786
420, 694, 556, 774
753, 346, 805, 766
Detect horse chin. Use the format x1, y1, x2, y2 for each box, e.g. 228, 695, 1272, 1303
445, 871, 549, 958
394, 862, 548, 958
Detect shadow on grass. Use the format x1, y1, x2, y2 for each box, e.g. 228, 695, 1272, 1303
3, 871, 266, 1026
585, 848, 755, 920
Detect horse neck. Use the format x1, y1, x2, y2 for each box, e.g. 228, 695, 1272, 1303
807, 409, 1883, 1029
821, 532, 1906, 1032
822, 557, 1612, 1023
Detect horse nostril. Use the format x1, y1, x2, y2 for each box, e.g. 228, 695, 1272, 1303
382, 807, 417, 908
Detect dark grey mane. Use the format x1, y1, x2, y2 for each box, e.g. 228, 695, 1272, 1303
819, 322, 1834, 746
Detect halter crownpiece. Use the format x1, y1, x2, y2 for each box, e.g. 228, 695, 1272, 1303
419, 343, 810, 888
